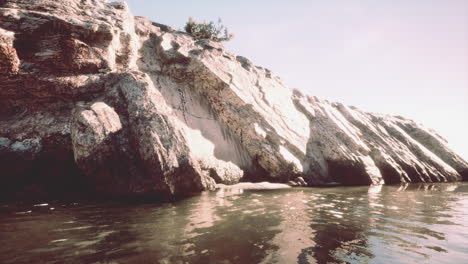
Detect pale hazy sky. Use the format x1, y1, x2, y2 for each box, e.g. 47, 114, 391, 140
116, 0, 468, 160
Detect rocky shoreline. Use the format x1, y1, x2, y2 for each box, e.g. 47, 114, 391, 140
1, 0, 467, 200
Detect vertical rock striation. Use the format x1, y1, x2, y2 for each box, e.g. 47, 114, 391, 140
0, 0, 466, 198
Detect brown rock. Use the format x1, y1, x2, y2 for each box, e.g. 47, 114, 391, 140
0, 28, 19, 75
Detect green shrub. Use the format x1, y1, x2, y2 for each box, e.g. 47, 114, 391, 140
184, 17, 233, 42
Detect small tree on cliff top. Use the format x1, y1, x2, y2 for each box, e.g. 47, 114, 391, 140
184, 17, 233, 42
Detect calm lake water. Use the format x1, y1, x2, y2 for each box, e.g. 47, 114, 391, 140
1, 182, 467, 264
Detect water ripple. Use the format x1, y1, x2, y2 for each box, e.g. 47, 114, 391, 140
0, 183, 467, 263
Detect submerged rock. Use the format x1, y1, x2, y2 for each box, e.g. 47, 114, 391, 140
288, 177, 308, 187
0, 0, 467, 198
216, 182, 292, 191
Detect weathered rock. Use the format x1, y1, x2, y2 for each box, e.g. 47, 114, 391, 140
0, 28, 19, 75
287, 177, 308, 187
295, 177, 308, 186
0, 0, 467, 199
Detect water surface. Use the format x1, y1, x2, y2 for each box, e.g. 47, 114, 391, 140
1, 183, 467, 263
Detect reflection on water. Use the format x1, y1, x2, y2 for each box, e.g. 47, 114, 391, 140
1, 183, 467, 264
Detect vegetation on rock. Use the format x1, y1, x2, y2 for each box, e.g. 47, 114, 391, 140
184, 17, 233, 42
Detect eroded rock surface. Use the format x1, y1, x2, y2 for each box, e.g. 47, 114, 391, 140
1, 0, 466, 198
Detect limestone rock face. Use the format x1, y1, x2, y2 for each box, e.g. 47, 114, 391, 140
1, 0, 466, 198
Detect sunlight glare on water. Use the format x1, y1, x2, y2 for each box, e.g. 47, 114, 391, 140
1, 182, 467, 264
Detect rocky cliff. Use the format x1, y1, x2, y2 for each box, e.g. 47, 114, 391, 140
1, 0, 467, 199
